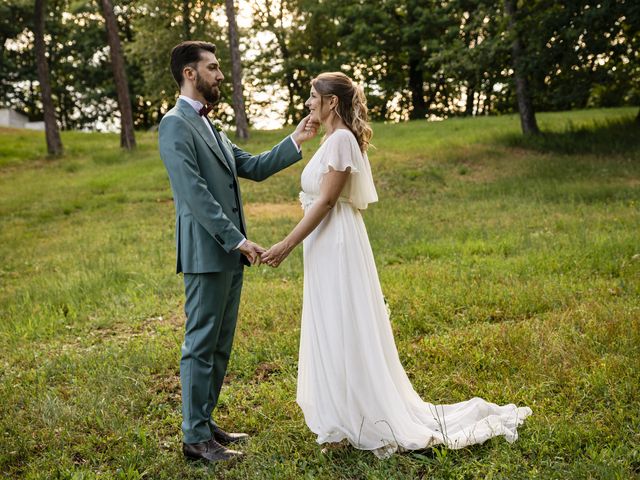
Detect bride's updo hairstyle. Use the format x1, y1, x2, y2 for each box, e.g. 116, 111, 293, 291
311, 72, 372, 153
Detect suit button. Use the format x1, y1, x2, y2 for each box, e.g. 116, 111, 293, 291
229, 183, 233, 189
232, 207, 238, 213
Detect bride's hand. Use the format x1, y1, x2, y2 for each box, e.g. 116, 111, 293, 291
261, 241, 293, 268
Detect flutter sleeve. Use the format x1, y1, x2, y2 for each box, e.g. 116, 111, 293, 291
322, 129, 359, 173
322, 129, 378, 210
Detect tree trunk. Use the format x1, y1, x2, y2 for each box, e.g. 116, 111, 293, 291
277, 32, 297, 125
482, 82, 493, 115
100, 0, 136, 149
225, 0, 249, 139
504, 0, 540, 135
59, 90, 68, 129
271, 6, 299, 125
408, 57, 427, 120
34, 0, 63, 157
465, 85, 475, 116
182, 0, 190, 40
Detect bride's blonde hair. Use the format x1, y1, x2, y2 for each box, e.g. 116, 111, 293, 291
311, 72, 372, 153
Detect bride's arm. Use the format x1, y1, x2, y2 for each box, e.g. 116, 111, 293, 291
261, 167, 350, 267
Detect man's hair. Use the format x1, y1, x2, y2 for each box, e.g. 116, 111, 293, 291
170, 41, 217, 87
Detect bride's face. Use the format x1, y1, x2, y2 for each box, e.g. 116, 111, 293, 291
305, 86, 333, 124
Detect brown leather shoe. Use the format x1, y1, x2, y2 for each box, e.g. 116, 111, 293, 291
209, 421, 249, 445
182, 438, 243, 463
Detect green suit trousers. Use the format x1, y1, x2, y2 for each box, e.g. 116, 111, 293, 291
181, 267, 243, 443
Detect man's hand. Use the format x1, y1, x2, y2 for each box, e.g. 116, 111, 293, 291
261, 240, 294, 268
291, 115, 320, 146
238, 240, 266, 265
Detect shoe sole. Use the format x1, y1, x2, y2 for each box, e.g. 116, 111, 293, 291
184, 452, 244, 463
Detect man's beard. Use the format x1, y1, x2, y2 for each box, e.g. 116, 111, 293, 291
196, 72, 220, 105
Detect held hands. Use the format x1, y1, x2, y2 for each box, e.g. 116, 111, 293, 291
261, 241, 294, 268
291, 115, 320, 146
238, 238, 295, 268
238, 240, 266, 266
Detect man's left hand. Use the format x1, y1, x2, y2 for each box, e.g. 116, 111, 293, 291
239, 240, 266, 265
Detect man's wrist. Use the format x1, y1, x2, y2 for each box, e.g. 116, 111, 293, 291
234, 238, 247, 250
290, 134, 301, 152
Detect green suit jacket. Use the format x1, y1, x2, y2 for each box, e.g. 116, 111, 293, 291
159, 99, 302, 273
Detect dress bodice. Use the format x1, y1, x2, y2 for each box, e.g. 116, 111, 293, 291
300, 129, 378, 211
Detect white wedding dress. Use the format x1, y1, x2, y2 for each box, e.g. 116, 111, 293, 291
296, 129, 532, 458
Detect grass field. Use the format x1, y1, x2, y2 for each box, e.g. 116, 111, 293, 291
0, 108, 639, 479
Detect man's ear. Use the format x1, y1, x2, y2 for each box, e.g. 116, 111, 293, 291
183, 66, 196, 82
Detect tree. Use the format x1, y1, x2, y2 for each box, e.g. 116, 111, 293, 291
250, 0, 307, 124
0, 2, 31, 110
34, 0, 63, 156
331, 0, 457, 120
100, 0, 136, 149
224, 0, 249, 139
182, 0, 191, 40
338, 0, 424, 120
504, 0, 539, 134
5, 0, 640, 133
250, 0, 343, 124
126, 0, 229, 127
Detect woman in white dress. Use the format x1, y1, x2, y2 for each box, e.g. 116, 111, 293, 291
261, 72, 531, 458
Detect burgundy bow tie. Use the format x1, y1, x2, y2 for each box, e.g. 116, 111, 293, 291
198, 104, 214, 116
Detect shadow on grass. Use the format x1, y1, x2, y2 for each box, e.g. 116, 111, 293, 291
501, 116, 640, 155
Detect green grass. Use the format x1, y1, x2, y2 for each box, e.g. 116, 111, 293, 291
1, 107, 639, 479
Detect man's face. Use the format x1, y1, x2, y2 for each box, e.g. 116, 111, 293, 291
190, 51, 224, 104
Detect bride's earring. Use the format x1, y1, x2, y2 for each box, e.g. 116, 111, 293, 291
333, 104, 343, 122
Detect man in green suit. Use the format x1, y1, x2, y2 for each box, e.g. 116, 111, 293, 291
158, 41, 317, 463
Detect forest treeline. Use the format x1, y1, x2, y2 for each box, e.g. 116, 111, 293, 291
1, 0, 638, 151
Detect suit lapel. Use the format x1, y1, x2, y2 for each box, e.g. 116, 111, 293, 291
177, 99, 232, 174
211, 126, 238, 178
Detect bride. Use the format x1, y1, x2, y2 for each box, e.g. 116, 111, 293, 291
261, 72, 531, 458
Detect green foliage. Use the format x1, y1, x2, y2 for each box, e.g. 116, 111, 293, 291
0, 0, 33, 107
0, 0, 231, 130
248, 0, 345, 124
2, 1, 639, 129
516, 0, 640, 112
1, 107, 639, 478
1, 0, 120, 129
248, 0, 640, 123
125, 0, 233, 127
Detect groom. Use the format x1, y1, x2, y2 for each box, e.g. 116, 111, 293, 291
158, 41, 317, 463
